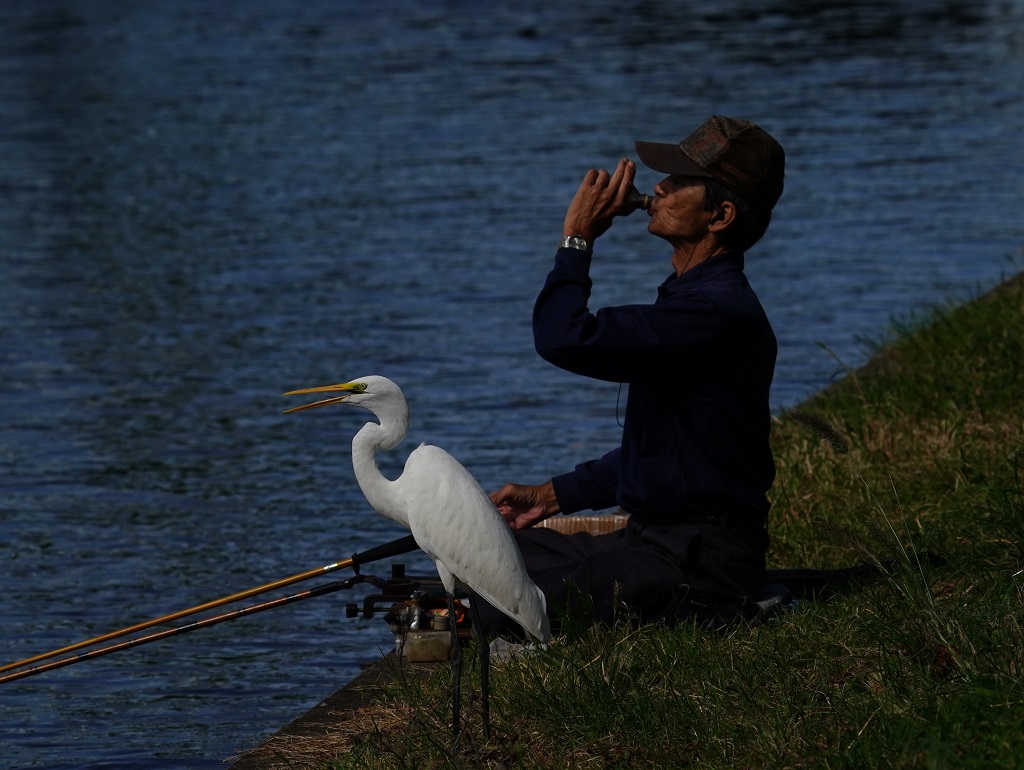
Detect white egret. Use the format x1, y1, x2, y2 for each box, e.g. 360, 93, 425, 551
283, 375, 550, 741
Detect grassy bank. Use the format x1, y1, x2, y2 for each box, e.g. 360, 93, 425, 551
265, 273, 1023, 769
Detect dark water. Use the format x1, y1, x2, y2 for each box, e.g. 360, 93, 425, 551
1, 1, 1022, 767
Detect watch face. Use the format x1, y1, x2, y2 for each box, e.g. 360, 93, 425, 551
562, 236, 589, 251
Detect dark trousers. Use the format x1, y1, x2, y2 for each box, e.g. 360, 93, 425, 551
474, 514, 769, 637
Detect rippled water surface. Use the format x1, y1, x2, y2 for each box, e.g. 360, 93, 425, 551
2, 1, 1023, 767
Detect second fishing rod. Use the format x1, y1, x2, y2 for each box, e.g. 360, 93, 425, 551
0, 533, 419, 679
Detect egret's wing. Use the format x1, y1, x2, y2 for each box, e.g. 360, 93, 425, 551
403, 444, 550, 643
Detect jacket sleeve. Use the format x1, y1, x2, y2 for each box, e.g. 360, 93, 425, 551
551, 447, 621, 514
533, 249, 719, 383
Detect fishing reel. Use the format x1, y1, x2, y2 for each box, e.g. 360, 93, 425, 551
344, 562, 472, 661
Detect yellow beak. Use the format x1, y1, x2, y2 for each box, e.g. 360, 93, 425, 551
282, 381, 367, 413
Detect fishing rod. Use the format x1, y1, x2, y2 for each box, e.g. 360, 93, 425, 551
0, 533, 419, 678
0, 573, 376, 685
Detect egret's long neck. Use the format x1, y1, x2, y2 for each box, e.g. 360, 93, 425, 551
350, 413, 411, 530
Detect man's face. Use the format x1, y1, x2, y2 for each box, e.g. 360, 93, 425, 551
648, 175, 713, 243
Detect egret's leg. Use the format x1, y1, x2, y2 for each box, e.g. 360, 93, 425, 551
469, 598, 490, 738
447, 592, 462, 744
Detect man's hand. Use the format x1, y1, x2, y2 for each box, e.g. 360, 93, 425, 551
489, 480, 560, 530
562, 158, 637, 244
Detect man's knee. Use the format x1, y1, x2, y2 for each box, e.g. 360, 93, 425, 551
565, 551, 679, 623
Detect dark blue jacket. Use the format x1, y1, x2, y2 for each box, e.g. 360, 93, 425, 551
535, 247, 776, 522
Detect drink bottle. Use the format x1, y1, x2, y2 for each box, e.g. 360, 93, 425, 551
626, 187, 652, 212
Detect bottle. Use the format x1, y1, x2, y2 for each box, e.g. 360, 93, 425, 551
625, 187, 653, 213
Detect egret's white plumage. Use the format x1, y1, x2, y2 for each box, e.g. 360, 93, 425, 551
400, 444, 550, 643
284, 375, 549, 740
280, 376, 552, 741
284, 375, 549, 645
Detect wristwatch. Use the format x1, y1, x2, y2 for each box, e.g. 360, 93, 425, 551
560, 235, 590, 253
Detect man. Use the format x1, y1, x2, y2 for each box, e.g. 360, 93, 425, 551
480, 115, 785, 634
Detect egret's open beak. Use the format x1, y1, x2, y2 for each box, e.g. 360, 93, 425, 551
282, 381, 365, 413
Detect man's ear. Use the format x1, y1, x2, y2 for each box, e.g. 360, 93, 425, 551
708, 200, 737, 231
